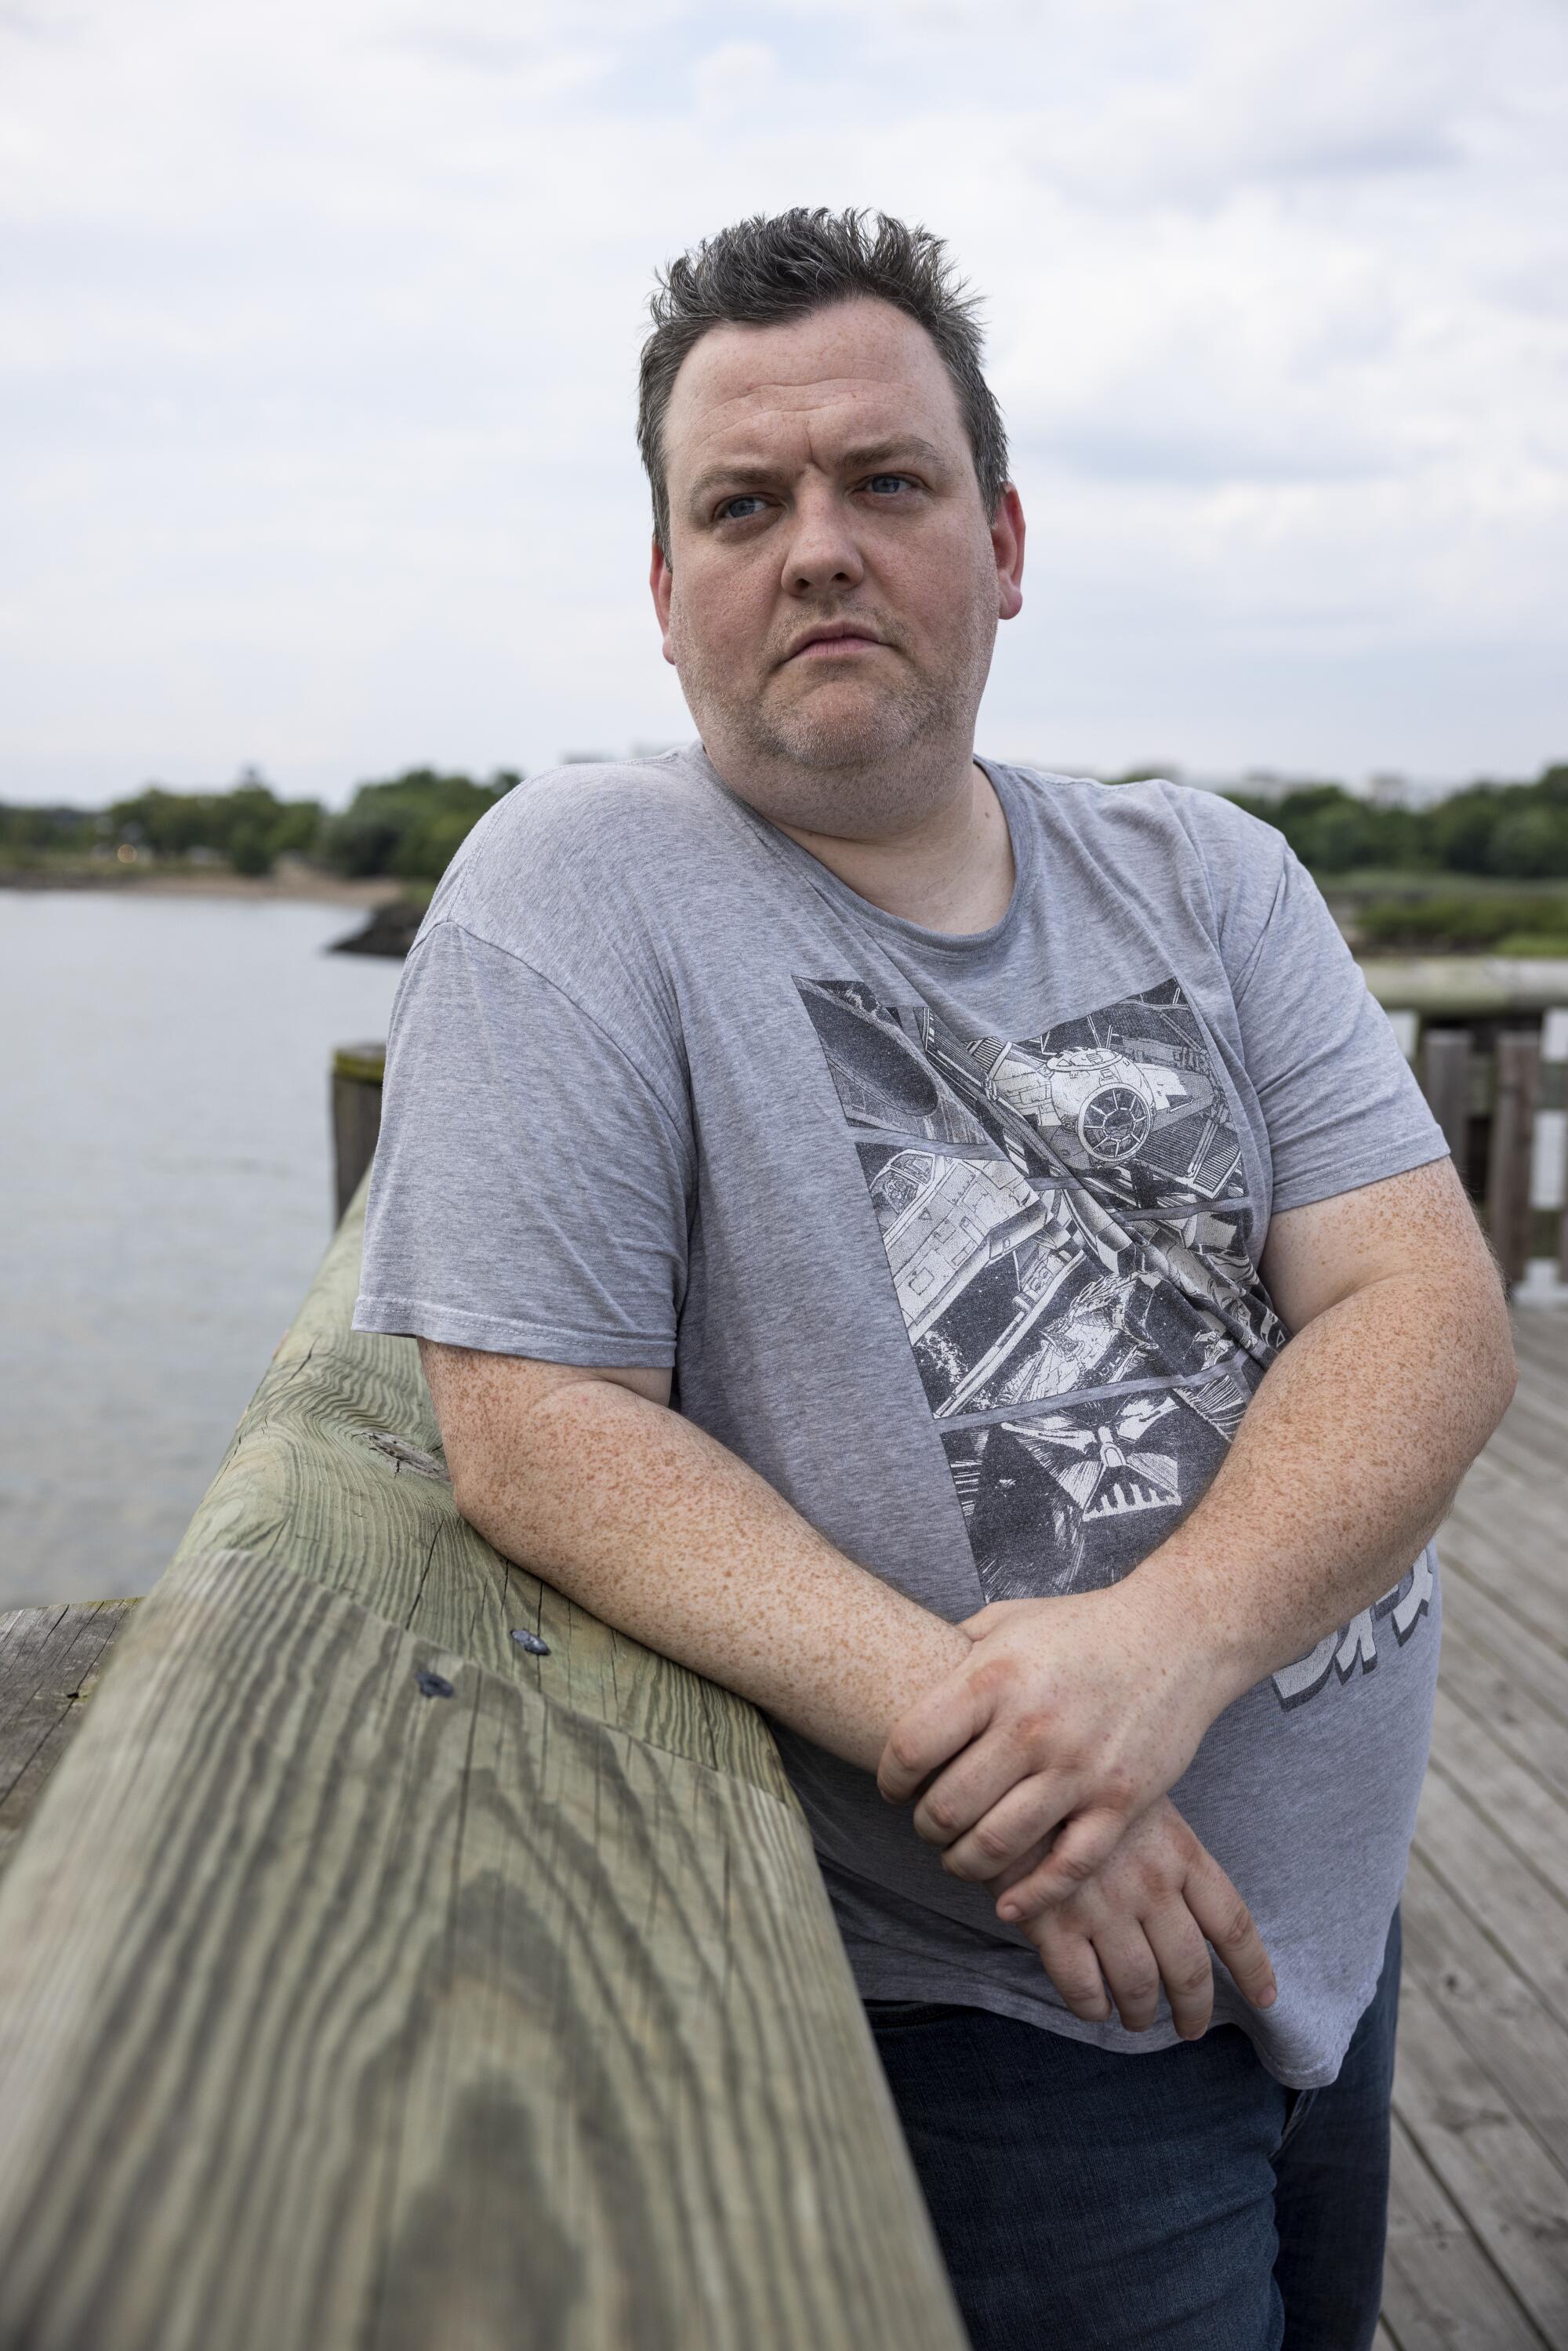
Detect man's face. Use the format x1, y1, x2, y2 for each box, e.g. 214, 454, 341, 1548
650, 296, 1023, 834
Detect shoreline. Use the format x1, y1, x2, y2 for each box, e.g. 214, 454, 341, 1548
0, 863, 408, 908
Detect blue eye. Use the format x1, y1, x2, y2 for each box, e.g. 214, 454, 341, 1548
719, 495, 766, 521
866, 474, 909, 495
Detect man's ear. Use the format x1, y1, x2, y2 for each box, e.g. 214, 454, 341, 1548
993, 483, 1025, 622
649, 538, 677, 666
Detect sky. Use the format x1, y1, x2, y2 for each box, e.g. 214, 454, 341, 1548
2, 0, 1566, 809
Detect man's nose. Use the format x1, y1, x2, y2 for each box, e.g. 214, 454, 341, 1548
779, 484, 866, 596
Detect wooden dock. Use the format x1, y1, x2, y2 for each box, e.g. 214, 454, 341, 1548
2, 1282, 1566, 2345
1380, 1308, 1568, 2351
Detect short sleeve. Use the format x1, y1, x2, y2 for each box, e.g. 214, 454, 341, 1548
1225, 839, 1447, 1214
352, 920, 692, 1366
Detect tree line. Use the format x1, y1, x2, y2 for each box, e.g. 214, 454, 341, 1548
0, 767, 522, 882
1229, 762, 1568, 878
2, 758, 1566, 891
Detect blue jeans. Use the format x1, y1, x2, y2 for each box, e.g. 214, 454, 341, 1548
866, 1908, 1401, 2351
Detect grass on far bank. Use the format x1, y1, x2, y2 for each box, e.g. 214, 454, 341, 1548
1319, 876, 1568, 954
0, 852, 436, 909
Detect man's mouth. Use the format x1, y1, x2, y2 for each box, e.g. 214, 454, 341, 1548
783, 622, 888, 662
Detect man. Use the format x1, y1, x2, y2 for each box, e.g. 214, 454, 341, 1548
354, 209, 1515, 2349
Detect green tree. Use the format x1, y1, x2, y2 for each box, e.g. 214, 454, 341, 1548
1486, 806, 1568, 879
322, 768, 522, 881
228, 822, 277, 876
1225, 760, 1568, 882
0, 803, 95, 863
103, 776, 323, 873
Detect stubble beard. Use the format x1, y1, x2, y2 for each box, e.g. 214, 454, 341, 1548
677, 607, 993, 840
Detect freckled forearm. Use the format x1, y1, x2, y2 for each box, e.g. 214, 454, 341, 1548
1128, 1267, 1515, 1707
454, 1377, 974, 1774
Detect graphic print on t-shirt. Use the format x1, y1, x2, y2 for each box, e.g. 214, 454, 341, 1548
796, 974, 1432, 1700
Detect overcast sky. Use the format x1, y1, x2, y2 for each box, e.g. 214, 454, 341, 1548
3, 0, 1565, 808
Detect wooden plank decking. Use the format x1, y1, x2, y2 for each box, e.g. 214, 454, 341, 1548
2, 1307, 1566, 2345
1384, 1308, 1568, 2351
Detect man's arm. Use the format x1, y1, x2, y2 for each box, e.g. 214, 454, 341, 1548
877, 1155, 1516, 1919
418, 1337, 1278, 2026
419, 1343, 975, 1772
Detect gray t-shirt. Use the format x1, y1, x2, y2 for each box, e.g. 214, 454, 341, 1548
354, 744, 1448, 2090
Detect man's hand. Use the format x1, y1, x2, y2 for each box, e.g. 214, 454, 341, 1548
986, 1797, 1277, 2037
877, 1585, 1232, 1915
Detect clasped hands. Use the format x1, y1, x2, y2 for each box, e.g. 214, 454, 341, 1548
877, 1587, 1277, 2040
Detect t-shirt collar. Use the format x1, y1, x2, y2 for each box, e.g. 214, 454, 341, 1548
687, 740, 1033, 958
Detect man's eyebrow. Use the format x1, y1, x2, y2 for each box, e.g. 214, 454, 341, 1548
836, 435, 950, 476
684, 435, 952, 510
684, 456, 782, 507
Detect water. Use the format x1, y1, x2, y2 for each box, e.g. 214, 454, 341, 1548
2, 894, 405, 1608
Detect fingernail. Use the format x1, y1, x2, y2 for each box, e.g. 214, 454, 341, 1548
997, 1904, 1020, 1921
1258, 1985, 1277, 2007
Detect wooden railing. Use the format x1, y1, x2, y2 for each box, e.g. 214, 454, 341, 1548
1363, 967, 1568, 1288
0, 1176, 968, 2351
1419, 1025, 1560, 1283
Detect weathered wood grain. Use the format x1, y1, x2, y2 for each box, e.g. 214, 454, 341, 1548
1421, 1028, 1472, 1166
1413, 1764, 1568, 2033
1425, 1691, 1568, 1917
1436, 1621, 1568, 1819
1486, 1033, 1539, 1282
1505, 1310, 1568, 1382
1440, 1486, 1568, 1653
0, 1553, 965, 2350
0, 1598, 135, 1882
174, 1198, 793, 1800
1399, 1852, 1568, 2179
1383, 2116, 1548, 2351
1392, 1968, 1568, 2344
1494, 1387, 1568, 1462
1434, 1562, 1568, 1734
0, 1181, 968, 2351
1381, 1304, 1568, 2350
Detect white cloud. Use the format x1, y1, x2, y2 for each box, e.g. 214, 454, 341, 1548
0, 0, 1565, 800
691, 38, 779, 115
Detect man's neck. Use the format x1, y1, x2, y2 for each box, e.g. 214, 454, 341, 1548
771, 760, 1016, 936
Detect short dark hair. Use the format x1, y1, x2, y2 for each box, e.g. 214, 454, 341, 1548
637, 206, 1010, 555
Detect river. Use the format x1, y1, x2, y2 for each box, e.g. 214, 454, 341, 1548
2, 893, 405, 1609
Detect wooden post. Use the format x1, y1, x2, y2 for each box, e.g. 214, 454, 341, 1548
331, 1040, 386, 1222
0, 1192, 967, 2351
1536, 1009, 1568, 1282
1486, 1031, 1541, 1286
1421, 1028, 1472, 1172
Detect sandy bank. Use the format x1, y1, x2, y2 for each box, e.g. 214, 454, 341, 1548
0, 859, 407, 907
